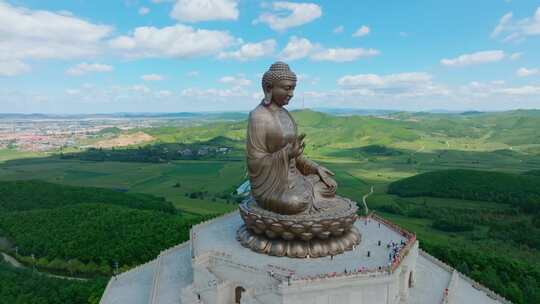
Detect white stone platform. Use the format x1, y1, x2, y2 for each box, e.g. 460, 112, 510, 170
99, 211, 511, 304
192, 213, 407, 278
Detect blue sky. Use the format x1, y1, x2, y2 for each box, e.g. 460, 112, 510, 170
0, 0, 539, 113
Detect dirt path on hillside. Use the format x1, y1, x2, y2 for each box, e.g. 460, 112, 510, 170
1, 252, 23, 268
1, 251, 89, 281
361, 185, 374, 215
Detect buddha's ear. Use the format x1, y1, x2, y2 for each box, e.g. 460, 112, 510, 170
262, 90, 273, 105
262, 84, 273, 105
264, 83, 273, 94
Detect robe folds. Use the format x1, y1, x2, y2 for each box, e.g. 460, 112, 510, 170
247, 104, 322, 215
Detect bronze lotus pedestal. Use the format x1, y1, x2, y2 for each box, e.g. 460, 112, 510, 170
236, 62, 361, 258
237, 196, 360, 258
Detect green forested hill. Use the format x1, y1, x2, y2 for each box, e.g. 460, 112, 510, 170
382, 168, 540, 303
292, 110, 420, 148
0, 260, 106, 304
0, 181, 202, 276
142, 109, 540, 156
525, 170, 540, 176
388, 169, 540, 213
385, 110, 540, 145
0, 180, 203, 303
61, 136, 245, 163
0, 203, 198, 266
0, 180, 176, 213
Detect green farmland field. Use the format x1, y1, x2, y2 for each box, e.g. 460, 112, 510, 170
0, 157, 243, 215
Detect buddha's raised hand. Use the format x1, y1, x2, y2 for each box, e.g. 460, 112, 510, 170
288, 133, 306, 159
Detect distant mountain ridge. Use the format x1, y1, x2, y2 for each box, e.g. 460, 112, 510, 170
3, 109, 540, 120
140, 109, 540, 154
0, 112, 248, 120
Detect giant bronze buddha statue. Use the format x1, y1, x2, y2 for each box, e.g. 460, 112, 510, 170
237, 62, 360, 258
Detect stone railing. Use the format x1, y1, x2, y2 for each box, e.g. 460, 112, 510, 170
99, 275, 117, 304
266, 264, 295, 277
456, 272, 512, 304
191, 211, 237, 257
419, 249, 454, 273
288, 266, 390, 286
100, 241, 191, 304
203, 248, 392, 287
148, 242, 192, 304
369, 212, 415, 240
208, 251, 266, 275
99, 258, 157, 304
443, 270, 459, 304
366, 212, 417, 273
419, 249, 512, 304
117, 259, 155, 280
289, 213, 420, 285
389, 237, 416, 273
148, 254, 163, 304
160, 241, 189, 257
191, 211, 237, 233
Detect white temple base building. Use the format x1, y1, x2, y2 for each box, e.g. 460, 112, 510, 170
100, 212, 510, 304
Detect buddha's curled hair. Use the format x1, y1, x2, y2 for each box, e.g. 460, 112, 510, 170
261, 62, 297, 105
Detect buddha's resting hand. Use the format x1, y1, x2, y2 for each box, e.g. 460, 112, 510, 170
317, 166, 337, 197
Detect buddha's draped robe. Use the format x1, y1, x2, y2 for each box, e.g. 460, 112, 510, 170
247, 104, 329, 215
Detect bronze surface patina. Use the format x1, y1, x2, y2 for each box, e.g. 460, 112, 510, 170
237, 62, 360, 258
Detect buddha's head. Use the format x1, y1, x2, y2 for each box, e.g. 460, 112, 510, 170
261, 61, 297, 107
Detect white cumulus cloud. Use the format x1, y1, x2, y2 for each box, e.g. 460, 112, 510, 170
516, 67, 538, 77
66, 63, 113, 76
498, 85, 540, 95
131, 85, 151, 94
491, 12, 513, 38
219, 75, 251, 86
0, 60, 31, 76
65, 89, 81, 95
170, 0, 239, 22
0, 1, 113, 67
337, 72, 448, 97
138, 7, 150, 15
181, 86, 248, 98
440, 50, 505, 67
338, 73, 432, 88
491, 7, 540, 42
141, 74, 164, 81
311, 48, 379, 62
458, 80, 540, 99
109, 24, 237, 58
218, 39, 276, 61
279, 36, 379, 62
333, 25, 344, 34
156, 90, 173, 98
510, 52, 523, 60
279, 36, 317, 61
352, 25, 370, 37
254, 1, 322, 31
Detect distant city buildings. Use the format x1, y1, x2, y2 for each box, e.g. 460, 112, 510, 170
0, 118, 154, 152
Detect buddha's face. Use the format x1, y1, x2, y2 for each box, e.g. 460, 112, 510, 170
269, 79, 296, 107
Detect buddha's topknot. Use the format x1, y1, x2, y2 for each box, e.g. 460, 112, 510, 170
261, 61, 297, 92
